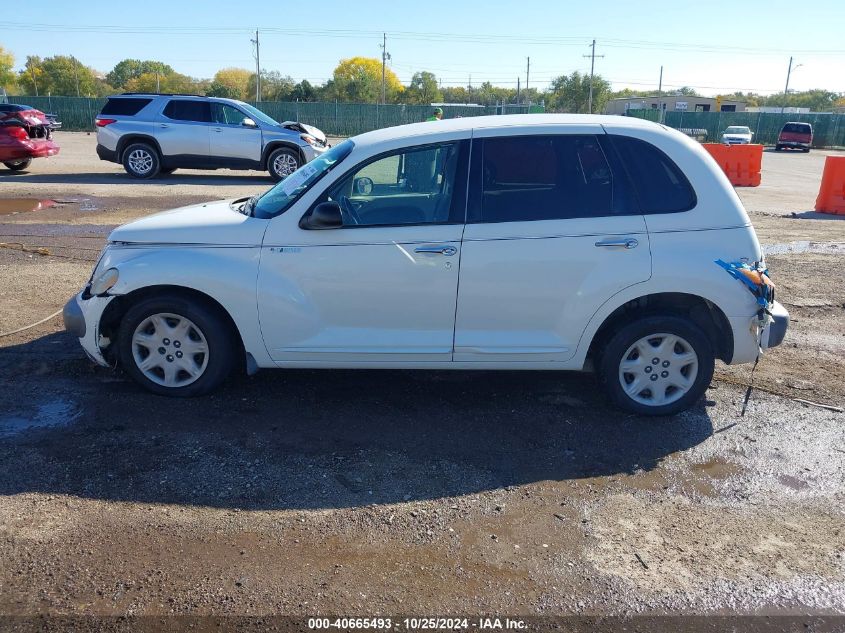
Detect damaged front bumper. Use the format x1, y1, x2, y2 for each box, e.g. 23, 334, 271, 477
63, 291, 115, 367
763, 301, 789, 349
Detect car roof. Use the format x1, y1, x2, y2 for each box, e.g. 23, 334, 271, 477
351, 113, 662, 148
113, 93, 244, 105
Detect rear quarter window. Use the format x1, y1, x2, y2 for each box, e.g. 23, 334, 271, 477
609, 135, 697, 214
100, 98, 152, 116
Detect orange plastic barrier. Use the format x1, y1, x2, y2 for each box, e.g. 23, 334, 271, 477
702, 143, 763, 187
815, 156, 845, 215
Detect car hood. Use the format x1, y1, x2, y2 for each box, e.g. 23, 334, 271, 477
108, 199, 267, 246
275, 121, 327, 143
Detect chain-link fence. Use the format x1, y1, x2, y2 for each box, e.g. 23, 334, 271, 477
627, 109, 845, 148
6, 96, 543, 136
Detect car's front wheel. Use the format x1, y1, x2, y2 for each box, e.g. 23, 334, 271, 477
267, 147, 301, 181
122, 143, 161, 179
597, 316, 715, 416
117, 294, 236, 396
4, 159, 32, 171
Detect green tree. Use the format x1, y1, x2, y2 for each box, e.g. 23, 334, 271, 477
548, 71, 610, 113
17, 55, 99, 96
106, 59, 174, 89
404, 71, 442, 105
125, 71, 201, 94
331, 57, 403, 103
207, 67, 252, 100
0, 45, 15, 93
248, 70, 294, 101
290, 79, 317, 102
761, 89, 840, 112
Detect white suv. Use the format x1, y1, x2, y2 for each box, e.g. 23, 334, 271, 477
64, 114, 788, 415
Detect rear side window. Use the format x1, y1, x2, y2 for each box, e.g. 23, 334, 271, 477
782, 123, 811, 134
471, 135, 628, 223
162, 100, 211, 123
100, 98, 152, 116
610, 135, 696, 214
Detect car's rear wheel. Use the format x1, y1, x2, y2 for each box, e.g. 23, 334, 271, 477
774, 145, 782, 151
597, 316, 715, 416
4, 159, 32, 171
122, 143, 161, 179
268, 147, 301, 181
117, 294, 235, 396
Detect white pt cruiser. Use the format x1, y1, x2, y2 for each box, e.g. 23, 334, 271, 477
64, 115, 788, 416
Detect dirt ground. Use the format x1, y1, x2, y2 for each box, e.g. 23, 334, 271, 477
1, 133, 845, 627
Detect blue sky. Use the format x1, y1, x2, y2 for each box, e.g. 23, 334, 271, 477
2, 0, 843, 96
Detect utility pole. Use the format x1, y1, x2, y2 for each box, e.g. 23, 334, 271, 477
657, 65, 663, 123
582, 39, 604, 114
72, 56, 80, 97
526, 56, 530, 104
516, 76, 520, 106
468, 74, 472, 102
155, 71, 160, 93
29, 64, 38, 96
782, 56, 793, 114
380, 33, 391, 105
251, 29, 261, 102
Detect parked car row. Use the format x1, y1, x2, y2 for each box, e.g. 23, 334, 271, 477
63, 113, 789, 415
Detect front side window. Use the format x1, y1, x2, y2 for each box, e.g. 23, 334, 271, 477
162, 99, 211, 123
212, 103, 248, 126
473, 135, 621, 223
324, 142, 465, 227
610, 135, 696, 214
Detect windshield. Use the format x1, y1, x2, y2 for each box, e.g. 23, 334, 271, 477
725, 127, 750, 134
237, 102, 280, 127
253, 139, 355, 219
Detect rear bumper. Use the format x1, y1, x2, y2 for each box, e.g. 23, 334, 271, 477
1, 139, 59, 161
778, 140, 811, 149
96, 144, 118, 163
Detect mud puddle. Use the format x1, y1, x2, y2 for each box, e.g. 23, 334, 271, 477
0, 398, 80, 437
763, 240, 845, 256
0, 198, 56, 216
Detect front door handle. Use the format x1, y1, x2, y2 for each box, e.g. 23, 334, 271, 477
595, 238, 639, 249
414, 245, 457, 256
159, 123, 169, 128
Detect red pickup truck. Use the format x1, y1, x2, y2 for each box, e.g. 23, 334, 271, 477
0, 104, 60, 171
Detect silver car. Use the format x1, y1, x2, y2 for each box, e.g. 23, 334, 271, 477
94, 93, 328, 180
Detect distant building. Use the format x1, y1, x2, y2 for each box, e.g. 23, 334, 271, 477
746, 106, 811, 114
605, 95, 746, 115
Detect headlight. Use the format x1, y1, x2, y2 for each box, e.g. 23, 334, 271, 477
90, 268, 119, 295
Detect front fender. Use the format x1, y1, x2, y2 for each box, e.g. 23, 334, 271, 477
104, 246, 272, 367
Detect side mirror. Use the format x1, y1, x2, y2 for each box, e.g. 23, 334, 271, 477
242, 117, 258, 128
301, 201, 343, 230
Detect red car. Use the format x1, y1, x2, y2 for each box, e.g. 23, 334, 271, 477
0, 104, 60, 171
775, 122, 813, 152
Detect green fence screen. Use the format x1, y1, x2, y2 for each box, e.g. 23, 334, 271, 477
6, 96, 542, 136
627, 109, 845, 149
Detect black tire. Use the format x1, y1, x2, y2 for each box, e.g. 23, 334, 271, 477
4, 159, 32, 171
802, 148, 811, 153
160, 167, 177, 175
597, 315, 715, 416
117, 293, 236, 397
267, 147, 301, 181
122, 142, 161, 179
774, 145, 782, 151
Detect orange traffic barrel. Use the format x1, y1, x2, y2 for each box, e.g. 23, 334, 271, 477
702, 143, 763, 187
815, 156, 845, 215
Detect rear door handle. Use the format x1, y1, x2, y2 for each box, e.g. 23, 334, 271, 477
414, 245, 457, 256
595, 238, 639, 249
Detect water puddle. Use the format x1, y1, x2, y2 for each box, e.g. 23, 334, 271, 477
691, 458, 742, 479
0, 398, 80, 437
763, 241, 845, 256
0, 198, 57, 216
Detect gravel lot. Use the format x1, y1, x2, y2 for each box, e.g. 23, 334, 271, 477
1, 133, 845, 625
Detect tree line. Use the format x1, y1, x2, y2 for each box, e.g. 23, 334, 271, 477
1, 46, 843, 113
